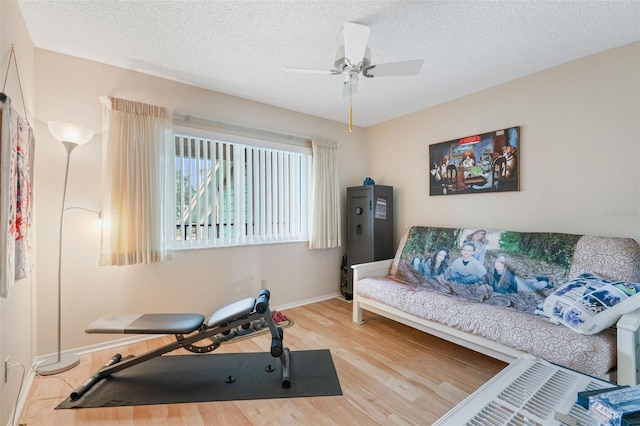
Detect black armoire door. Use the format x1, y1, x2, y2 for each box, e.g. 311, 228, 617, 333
346, 185, 394, 296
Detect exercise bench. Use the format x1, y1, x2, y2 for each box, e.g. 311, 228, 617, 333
70, 289, 290, 401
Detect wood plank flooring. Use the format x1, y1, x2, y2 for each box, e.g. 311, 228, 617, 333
19, 297, 506, 425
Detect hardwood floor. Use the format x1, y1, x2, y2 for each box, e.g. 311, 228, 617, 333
19, 297, 506, 425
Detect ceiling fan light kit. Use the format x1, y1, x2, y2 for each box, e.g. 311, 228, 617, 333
284, 21, 424, 132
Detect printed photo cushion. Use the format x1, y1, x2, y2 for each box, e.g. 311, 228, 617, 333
538, 272, 640, 334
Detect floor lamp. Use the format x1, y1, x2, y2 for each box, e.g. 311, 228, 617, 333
36, 121, 95, 376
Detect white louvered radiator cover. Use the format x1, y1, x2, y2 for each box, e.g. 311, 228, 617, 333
435, 356, 613, 426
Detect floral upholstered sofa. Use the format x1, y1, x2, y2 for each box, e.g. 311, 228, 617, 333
352, 226, 640, 384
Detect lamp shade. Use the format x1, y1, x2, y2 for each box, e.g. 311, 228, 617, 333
48, 121, 94, 145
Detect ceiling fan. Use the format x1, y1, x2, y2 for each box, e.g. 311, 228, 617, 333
284, 22, 424, 131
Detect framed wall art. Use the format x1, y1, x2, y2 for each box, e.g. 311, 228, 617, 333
429, 126, 520, 196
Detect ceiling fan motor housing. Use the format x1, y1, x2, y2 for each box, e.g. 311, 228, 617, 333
334, 45, 371, 72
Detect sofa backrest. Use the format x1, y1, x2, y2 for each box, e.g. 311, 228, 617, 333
391, 226, 640, 291
569, 235, 640, 282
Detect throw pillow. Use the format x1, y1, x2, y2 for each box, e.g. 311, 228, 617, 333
538, 272, 640, 334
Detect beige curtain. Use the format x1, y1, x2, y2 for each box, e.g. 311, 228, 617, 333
100, 97, 174, 265
309, 138, 341, 249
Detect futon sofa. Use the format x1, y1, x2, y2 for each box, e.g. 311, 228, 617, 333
352, 226, 640, 384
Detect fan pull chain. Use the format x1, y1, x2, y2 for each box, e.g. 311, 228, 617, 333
348, 74, 353, 132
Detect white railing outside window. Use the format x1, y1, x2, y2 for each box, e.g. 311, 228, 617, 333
174, 131, 311, 249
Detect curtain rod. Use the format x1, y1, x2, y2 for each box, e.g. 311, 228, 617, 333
172, 112, 312, 146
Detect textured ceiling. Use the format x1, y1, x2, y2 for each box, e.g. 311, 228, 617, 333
17, 1, 640, 128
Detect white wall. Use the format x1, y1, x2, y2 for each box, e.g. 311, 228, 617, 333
0, 2, 36, 424
33, 50, 370, 356
366, 42, 640, 244
2, 5, 639, 423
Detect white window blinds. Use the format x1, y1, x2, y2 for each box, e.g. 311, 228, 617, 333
175, 133, 311, 249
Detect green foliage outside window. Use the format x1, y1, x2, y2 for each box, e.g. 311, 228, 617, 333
176, 171, 195, 221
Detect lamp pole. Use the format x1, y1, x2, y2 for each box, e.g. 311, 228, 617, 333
36, 142, 81, 375
36, 121, 94, 375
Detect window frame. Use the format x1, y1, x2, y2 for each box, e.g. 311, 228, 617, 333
172, 125, 312, 250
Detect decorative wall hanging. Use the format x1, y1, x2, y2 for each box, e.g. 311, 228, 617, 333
429, 126, 520, 196
1, 45, 36, 298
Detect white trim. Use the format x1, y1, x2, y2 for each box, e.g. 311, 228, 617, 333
172, 113, 312, 154
15, 334, 159, 426
617, 309, 640, 385
10, 369, 35, 426
34, 334, 160, 361
270, 292, 341, 312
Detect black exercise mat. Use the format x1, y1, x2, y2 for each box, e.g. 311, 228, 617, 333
57, 350, 341, 409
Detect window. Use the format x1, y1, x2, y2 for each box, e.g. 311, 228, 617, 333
174, 129, 312, 249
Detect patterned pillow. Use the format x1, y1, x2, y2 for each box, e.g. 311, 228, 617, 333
538, 272, 640, 334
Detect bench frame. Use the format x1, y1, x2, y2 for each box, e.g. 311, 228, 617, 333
70, 290, 291, 401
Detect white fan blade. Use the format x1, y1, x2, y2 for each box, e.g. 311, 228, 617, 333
343, 22, 370, 65
283, 67, 340, 75
364, 59, 424, 77
341, 74, 359, 98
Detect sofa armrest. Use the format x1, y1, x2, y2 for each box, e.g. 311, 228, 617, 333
352, 259, 393, 282
617, 308, 640, 385
352, 259, 393, 324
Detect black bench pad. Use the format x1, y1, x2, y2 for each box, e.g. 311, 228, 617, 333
86, 313, 205, 334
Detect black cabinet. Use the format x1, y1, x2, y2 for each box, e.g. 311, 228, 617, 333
346, 185, 394, 297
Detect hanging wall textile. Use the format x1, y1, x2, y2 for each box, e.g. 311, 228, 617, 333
0, 93, 35, 298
